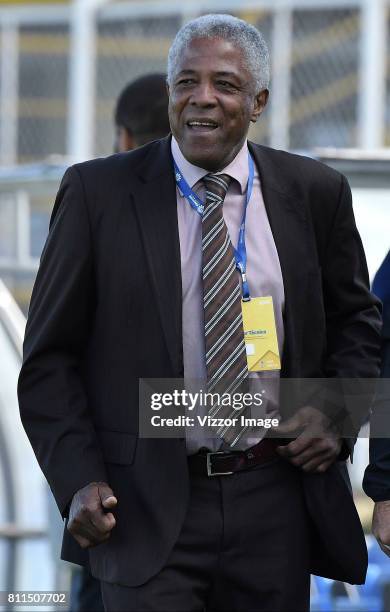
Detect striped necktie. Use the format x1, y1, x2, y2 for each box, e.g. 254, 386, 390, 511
202, 173, 249, 447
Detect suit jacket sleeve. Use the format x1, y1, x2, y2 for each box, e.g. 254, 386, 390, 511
321, 174, 381, 380
363, 260, 390, 501
18, 165, 108, 518
317, 173, 382, 456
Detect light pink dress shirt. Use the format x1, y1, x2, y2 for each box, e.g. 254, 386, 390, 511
172, 137, 285, 452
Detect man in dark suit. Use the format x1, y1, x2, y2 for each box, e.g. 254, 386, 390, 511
18, 14, 381, 612
363, 250, 390, 555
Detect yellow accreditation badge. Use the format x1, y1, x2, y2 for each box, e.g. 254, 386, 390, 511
241, 296, 281, 372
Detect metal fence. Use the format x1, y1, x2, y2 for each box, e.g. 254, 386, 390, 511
0, 0, 389, 165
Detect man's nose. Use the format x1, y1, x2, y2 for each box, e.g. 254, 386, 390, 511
190, 82, 217, 106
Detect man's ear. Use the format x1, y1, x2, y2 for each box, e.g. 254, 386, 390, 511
251, 89, 269, 123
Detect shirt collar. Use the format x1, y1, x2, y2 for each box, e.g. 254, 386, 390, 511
171, 136, 249, 195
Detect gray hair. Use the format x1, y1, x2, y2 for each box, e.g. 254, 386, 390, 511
167, 14, 270, 92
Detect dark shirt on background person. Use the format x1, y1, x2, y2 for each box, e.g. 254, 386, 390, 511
363, 250, 390, 555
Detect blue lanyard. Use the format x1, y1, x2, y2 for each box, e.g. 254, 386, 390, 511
173, 153, 254, 301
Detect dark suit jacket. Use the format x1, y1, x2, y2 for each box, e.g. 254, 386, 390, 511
18, 137, 381, 587
363, 251, 390, 501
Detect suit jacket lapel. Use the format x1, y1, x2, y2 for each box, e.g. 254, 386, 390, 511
249, 143, 310, 377
131, 138, 183, 376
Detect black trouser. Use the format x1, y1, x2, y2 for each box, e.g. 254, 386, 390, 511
101, 457, 311, 612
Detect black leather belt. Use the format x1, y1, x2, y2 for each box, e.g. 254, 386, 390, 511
187, 438, 282, 477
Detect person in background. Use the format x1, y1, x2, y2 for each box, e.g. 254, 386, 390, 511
114, 73, 170, 153
364, 250, 390, 556
68, 72, 170, 612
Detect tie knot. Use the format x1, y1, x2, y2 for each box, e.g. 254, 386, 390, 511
203, 173, 231, 207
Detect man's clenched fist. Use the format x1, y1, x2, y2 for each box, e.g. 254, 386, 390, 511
67, 481, 117, 548
272, 406, 342, 473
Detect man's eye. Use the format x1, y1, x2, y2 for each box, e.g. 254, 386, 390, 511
217, 81, 236, 89
177, 79, 195, 85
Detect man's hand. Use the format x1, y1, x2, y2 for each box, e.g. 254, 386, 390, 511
273, 406, 342, 473
67, 481, 117, 549
372, 500, 390, 557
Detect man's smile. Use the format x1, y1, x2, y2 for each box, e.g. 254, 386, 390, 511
186, 119, 219, 133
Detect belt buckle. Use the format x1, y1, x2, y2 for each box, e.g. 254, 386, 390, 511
206, 451, 234, 477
